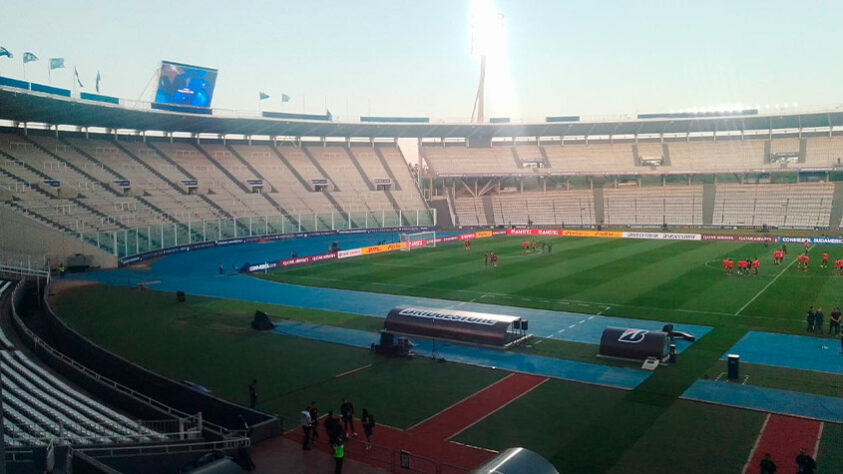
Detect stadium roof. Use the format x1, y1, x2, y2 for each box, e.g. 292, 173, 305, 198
2, 86, 843, 139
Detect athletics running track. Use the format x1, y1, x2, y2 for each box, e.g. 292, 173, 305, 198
285, 372, 547, 473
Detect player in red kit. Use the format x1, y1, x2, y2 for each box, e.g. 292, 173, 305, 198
822, 252, 828, 268
752, 258, 759, 276
805, 241, 810, 252
722, 258, 729, 274
802, 254, 809, 273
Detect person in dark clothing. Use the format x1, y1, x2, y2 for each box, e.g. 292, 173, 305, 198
814, 307, 824, 335
324, 411, 344, 446
219, 264, 224, 275
759, 453, 777, 474
307, 401, 319, 442
361, 408, 375, 450
340, 399, 357, 437
795, 448, 816, 473
806, 306, 816, 333
248, 380, 258, 408
829, 307, 841, 335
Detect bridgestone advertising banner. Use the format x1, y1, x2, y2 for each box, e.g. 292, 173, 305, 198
385, 306, 519, 346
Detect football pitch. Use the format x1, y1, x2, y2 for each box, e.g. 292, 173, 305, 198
54, 235, 843, 473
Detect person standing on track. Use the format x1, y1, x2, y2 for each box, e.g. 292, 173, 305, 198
759, 453, 777, 474
361, 408, 375, 451
300, 406, 313, 450
340, 399, 357, 437
795, 448, 817, 474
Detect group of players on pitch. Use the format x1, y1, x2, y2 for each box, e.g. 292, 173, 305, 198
724, 241, 843, 275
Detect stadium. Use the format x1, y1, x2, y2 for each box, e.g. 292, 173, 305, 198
0, 1, 842, 473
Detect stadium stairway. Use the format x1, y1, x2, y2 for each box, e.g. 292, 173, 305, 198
481, 196, 496, 226
224, 144, 291, 215
300, 146, 340, 191
702, 183, 716, 225
344, 146, 376, 191
112, 139, 187, 196
592, 184, 605, 225
59, 137, 179, 225
372, 146, 402, 191
428, 198, 452, 227
828, 182, 843, 227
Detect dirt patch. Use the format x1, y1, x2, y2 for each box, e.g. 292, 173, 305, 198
49, 280, 99, 297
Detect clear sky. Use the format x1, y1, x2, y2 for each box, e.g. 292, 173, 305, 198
1, 0, 841, 122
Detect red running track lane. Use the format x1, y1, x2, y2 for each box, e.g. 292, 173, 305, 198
742, 414, 823, 474
286, 372, 548, 473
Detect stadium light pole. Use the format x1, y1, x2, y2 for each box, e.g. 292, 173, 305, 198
470, 1, 504, 124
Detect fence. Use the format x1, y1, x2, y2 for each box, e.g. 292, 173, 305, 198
75, 209, 436, 259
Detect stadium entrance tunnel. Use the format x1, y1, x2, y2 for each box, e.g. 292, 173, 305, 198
472, 447, 559, 474
384, 306, 531, 347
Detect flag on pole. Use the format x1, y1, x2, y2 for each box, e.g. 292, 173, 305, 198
74, 67, 84, 88
95, 71, 101, 93
23, 52, 38, 63
259, 91, 270, 100
281, 93, 291, 103
49, 58, 65, 70
0, 47, 12, 59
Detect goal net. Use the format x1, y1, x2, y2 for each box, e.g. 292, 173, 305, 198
400, 230, 437, 251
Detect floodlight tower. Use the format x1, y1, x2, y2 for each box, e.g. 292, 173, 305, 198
470, 2, 504, 124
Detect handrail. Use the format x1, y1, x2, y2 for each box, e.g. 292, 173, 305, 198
10, 279, 236, 438
75, 437, 250, 459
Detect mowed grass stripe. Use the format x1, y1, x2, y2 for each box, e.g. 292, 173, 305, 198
495, 240, 683, 298
550, 325, 748, 472
741, 244, 843, 321
567, 241, 755, 304
626, 242, 766, 313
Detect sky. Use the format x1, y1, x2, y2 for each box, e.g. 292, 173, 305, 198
1, 0, 842, 123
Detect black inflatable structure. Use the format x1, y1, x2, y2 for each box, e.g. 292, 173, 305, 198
598, 327, 669, 361
250, 311, 275, 331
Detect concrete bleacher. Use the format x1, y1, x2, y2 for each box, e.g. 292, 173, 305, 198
453, 190, 596, 227
1, 349, 167, 446
423, 144, 524, 176
668, 139, 766, 172
713, 183, 833, 227
603, 186, 703, 226
543, 143, 636, 174
1, 131, 427, 239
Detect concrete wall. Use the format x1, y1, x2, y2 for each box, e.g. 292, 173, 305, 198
0, 205, 117, 269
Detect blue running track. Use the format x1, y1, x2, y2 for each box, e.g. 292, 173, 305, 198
273, 321, 650, 390
74, 232, 712, 350
722, 331, 843, 375
682, 380, 843, 423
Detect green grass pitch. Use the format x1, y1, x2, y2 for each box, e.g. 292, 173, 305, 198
53, 235, 842, 472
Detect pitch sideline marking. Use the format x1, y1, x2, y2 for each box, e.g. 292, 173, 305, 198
813, 422, 824, 458
735, 250, 806, 316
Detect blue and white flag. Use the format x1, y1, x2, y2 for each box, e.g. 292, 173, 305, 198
259, 91, 270, 100
22, 52, 38, 63
281, 93, 291, 103
0, 47, 12, 59
49, 58, 65, 70
74, 67, 84, 87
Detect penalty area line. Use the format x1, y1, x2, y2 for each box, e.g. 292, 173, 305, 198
735, 250, 805, 316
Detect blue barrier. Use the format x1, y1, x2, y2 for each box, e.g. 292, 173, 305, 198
80, 92, 120, 104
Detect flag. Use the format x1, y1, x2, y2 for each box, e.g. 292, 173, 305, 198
259, 91, 270, 100
22, 52, 38, 63
74, 67, 84, 88
281, 93, 291, 103
49, 58, 65, 70
0, 47, 11, 59
95, 71, 101, 93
